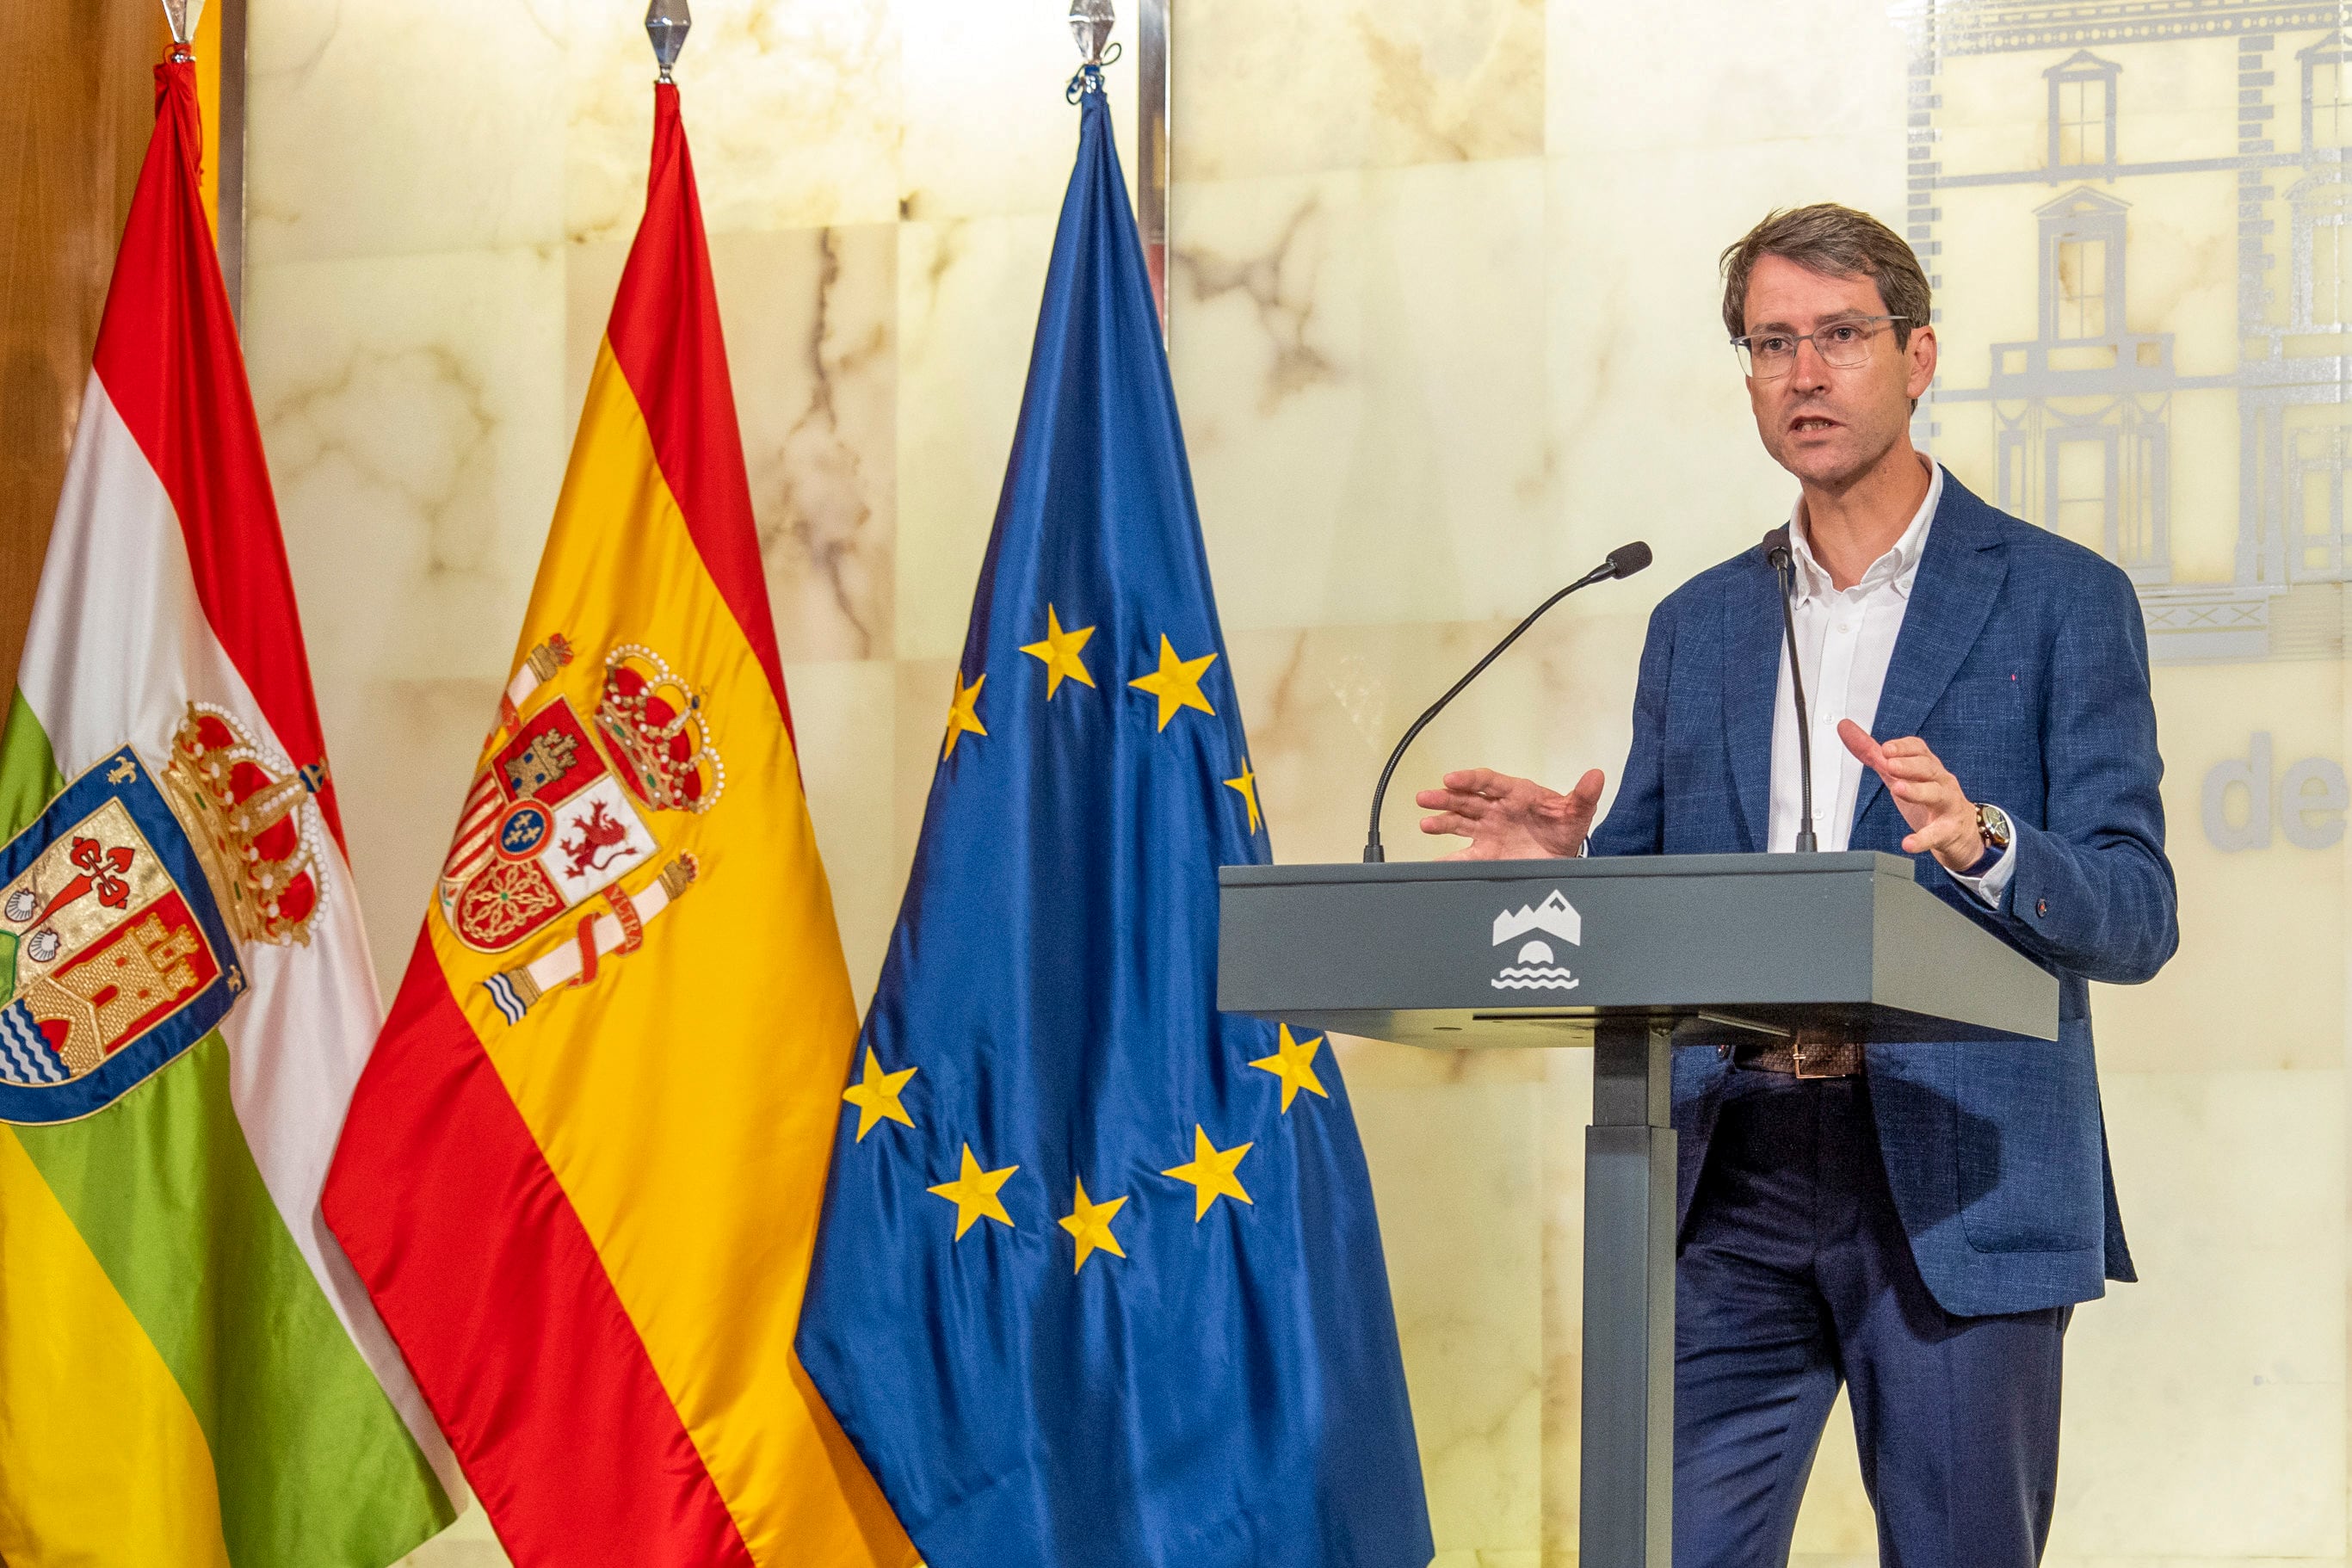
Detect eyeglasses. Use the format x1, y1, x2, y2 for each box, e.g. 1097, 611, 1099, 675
1730, 315, 1908, 379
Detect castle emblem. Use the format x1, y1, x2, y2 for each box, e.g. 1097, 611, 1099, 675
438, 638, 715, 1022
1491, 889, 1580, 991
0, 749, 245, 1125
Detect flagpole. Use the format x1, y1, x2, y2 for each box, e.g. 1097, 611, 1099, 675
158, 0, 201, 53
155, 0, 250, 321
1068, 0, 1170, 344
1137, 0, 1171, 341
646, 0, 690, 79
219, 0, 250, 322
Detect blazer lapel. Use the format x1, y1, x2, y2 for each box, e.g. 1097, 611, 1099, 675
1855, 479, 2009, 829
1722, 541, 1786, 853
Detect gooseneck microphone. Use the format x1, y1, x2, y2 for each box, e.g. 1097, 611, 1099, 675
1362, 541, 1652, 863
1762, 527, 1818, 853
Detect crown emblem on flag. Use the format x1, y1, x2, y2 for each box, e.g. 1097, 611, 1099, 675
159, 704, 323, 947
595, 646, 723, 815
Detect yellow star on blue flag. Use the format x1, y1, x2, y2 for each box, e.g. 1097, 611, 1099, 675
1127, 634, 1217, 731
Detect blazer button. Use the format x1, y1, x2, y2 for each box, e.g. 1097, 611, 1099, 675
2036, 898, 2049, 917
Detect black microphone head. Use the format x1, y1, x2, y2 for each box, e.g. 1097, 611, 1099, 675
1760, 525, 1792, 570
1607, 541, 1652, 578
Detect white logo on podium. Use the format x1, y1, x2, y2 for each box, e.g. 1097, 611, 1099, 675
1491, 889, 1580, 991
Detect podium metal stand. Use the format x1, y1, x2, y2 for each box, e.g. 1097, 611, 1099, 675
1216, 852, 2059, 1568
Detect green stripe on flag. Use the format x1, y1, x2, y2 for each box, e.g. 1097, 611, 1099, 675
12, 1034, 453, 1568
0, 692, 66, 838
0, 693, 451, 1565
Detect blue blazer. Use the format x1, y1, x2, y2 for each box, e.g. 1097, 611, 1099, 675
1587, 473, 2178, 1317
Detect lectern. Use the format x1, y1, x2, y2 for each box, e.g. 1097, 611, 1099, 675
1216, 851, 2059, 1568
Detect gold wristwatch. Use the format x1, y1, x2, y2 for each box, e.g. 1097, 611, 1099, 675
1975, 808, 2013, 860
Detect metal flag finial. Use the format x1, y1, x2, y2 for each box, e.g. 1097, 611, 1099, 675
1069, 0, 1114, 66
160, 0, 205, 49
646, 0, 691, 81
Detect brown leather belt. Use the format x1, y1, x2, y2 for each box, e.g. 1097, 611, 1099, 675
1733, 1030, 1866, 1079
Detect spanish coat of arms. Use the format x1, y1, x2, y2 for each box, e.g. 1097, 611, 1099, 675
437, 637, 715, 1024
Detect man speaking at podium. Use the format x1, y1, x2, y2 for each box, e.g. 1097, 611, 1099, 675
1417, 205, 2177, 1567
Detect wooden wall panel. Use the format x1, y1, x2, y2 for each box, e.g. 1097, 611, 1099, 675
0, 2, 170, 689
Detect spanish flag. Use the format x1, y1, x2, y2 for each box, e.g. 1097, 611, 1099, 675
323, 83, 911, 1568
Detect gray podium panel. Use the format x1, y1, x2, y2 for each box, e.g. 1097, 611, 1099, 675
1217, 851, 2058, 1051
1214, 851, 2061, 1568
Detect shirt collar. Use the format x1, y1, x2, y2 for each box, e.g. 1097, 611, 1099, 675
1788, 458, 1943, 602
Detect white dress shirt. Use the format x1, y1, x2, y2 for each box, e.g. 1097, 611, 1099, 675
1768, 460, 2014, 907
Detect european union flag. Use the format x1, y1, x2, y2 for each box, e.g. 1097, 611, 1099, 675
797, 75, 1433, 1568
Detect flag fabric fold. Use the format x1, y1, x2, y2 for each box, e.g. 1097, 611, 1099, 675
323, 83, 913, 1568
0, 52, 455, 1568
796, 78, 1435, 1568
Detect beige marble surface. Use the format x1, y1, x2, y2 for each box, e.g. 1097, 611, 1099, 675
225, 0, 2350, 1564
1176, 0, 1545, 181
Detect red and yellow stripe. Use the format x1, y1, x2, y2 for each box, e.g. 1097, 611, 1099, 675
326, 85, 911, 1568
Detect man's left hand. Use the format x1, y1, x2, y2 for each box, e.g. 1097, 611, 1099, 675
1837, 719, 1986, 875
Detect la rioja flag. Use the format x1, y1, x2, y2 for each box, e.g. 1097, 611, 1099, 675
0, 45, 456, 1568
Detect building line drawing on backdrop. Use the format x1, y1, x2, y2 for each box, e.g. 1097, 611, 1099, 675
1906, 0, 2352, 664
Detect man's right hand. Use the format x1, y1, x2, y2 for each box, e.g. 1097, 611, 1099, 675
1415, 768, 1606, 860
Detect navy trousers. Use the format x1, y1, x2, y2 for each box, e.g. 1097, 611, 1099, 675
1672, 1068, 2070, 1568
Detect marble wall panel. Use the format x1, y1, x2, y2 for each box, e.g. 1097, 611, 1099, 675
1172, 158, 1559, 633
2103, 178, 2241, 373
249, 249, 565, 689
1221, 611, 1642, 868
245, 246, 567, 985
1354, 1059, 1548, 1559
2162, 396, 2245, 584
1923, 52, 2048, 185
244, 0, 568, 266
1175, 0, 1545, 182
716, 225, 899, 664
1546, 0, 1905, 160
2052, 1071, 2346, 1558
562, 235, 629, 414
894, 213, 1059, 661
1923, 198, 2041, 393
1541, 0, 1908, 619
897, 0, 1139, 222
1543, 143, 1906, 614
563, 0, 901, 242
2097, 36, 2238, 166
2099, 660, 2345, 1075
326, 677, 507, 1009
786, 657, 903, 1006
